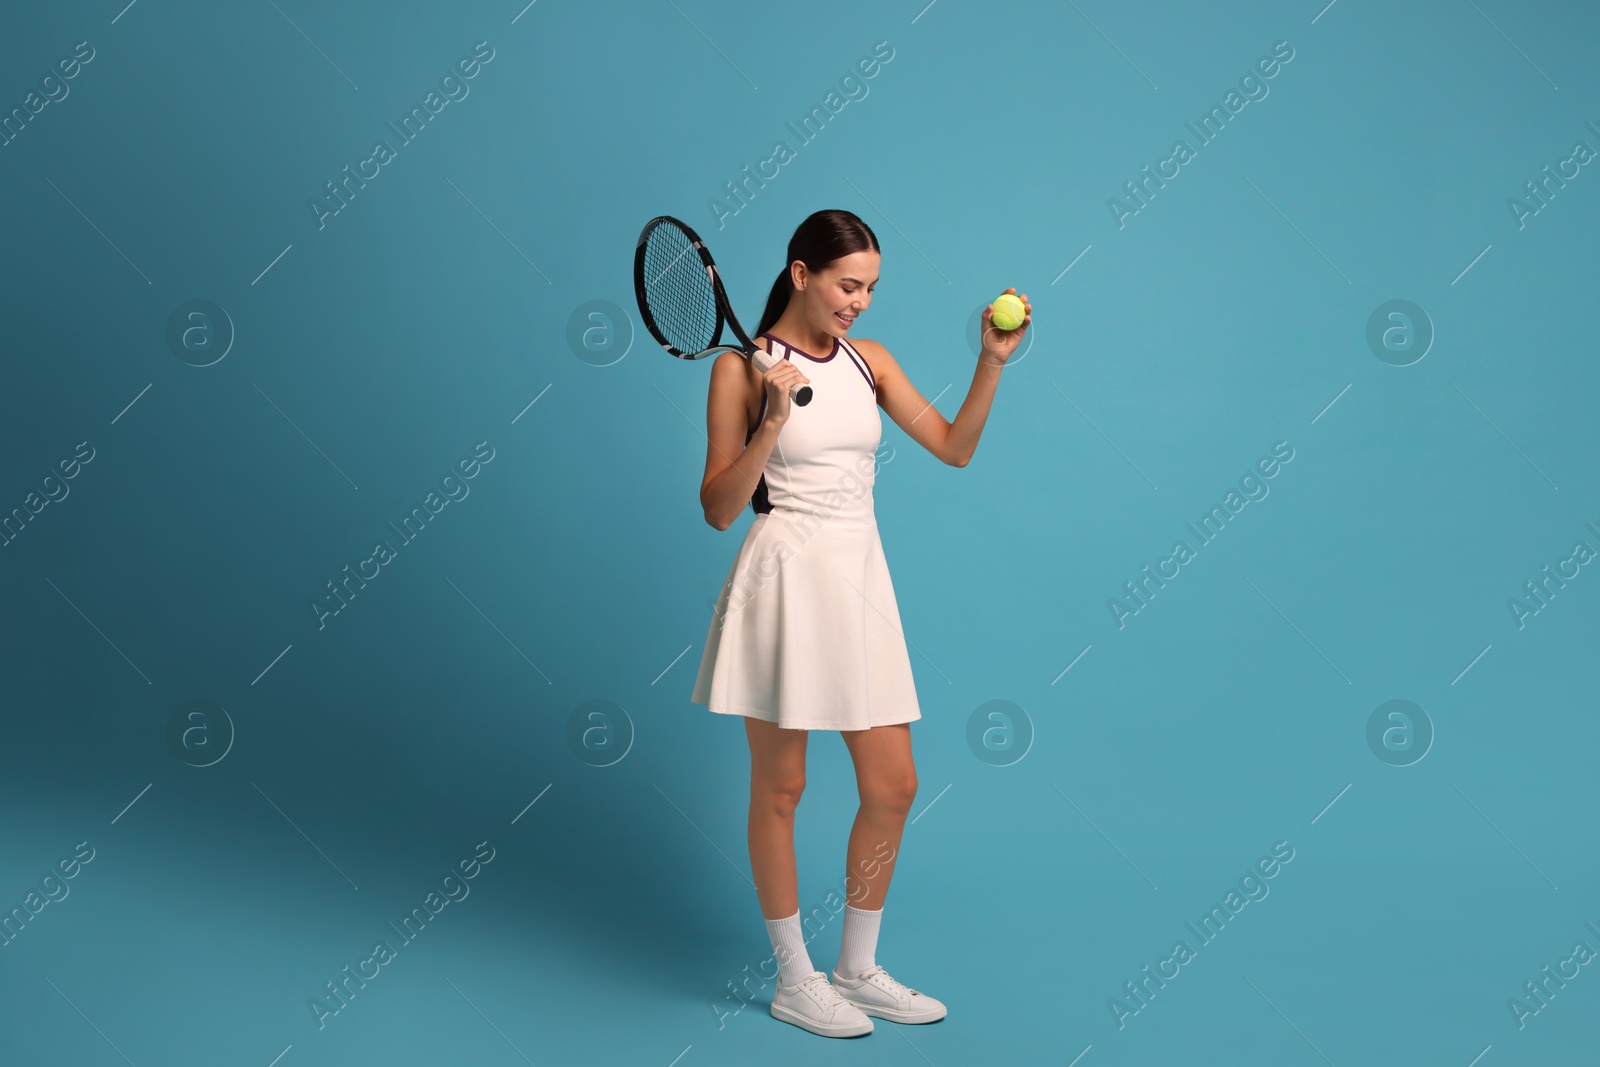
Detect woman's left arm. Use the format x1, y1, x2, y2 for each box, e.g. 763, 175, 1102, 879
860, 289, 1031, 468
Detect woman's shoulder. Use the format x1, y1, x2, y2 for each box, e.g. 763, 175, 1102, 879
711, 346, 763, 388
846, 336, 894, 375
711, 335, 770, 374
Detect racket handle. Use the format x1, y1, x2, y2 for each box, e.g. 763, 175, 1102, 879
750, 346, 812, 406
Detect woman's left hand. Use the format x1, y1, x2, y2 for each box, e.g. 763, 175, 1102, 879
980, 288, 1031, 366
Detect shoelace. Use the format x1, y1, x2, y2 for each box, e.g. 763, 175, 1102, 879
799, 972, 849, 1008
859, 966, 920, 996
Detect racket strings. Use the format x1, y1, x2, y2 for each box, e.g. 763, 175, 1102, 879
641, 225, 719, 353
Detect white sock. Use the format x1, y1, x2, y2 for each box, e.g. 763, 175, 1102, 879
835, 904, 882, 980
763, 910, 815, 987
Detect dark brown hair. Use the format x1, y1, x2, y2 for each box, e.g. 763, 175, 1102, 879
755, 210, 880, 336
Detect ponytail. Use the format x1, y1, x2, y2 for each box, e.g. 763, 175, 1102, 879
755, 268, 793, 338
752, 209, 879, 338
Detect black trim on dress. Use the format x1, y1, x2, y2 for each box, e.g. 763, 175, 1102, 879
760, 331, 838, 363
838, 338, 877, 393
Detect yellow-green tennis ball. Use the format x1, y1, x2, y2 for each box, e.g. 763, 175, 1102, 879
990, 293, 1025, 331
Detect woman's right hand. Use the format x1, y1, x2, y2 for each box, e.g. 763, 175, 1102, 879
761, 358, 811, 424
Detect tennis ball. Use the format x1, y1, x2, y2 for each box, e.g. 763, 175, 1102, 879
990, 293, 1026, 331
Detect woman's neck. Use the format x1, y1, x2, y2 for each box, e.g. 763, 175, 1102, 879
767, 314, 834, 359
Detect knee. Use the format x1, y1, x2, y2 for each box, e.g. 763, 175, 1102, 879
753, 774, 806, 819
864, 770, 918, 815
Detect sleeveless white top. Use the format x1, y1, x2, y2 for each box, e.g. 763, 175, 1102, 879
746, 331, 883, 529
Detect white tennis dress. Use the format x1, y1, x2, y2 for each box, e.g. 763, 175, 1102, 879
689, 331, 922, 731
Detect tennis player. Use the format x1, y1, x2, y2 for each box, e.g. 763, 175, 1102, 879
690, 208, 1029, 1037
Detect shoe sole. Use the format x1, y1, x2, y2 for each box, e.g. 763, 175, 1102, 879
769, 1002, 873, 1037
844, 1001, 947, 1024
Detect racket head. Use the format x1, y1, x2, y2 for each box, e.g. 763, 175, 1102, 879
634, 216, 729, 360
633, 215, 810, 405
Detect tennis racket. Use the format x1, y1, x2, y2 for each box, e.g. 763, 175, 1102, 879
633, 215, 813, 406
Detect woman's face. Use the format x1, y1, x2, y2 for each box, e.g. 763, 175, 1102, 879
797, 250, 879, 336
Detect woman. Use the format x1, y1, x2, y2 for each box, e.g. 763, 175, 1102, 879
689, 208, 1029, 1038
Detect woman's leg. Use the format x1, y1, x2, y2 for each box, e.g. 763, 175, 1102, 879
744, 716, 810, 919
838, 722, 916, 908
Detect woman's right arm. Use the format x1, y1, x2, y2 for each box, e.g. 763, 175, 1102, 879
699, 349, 806, 531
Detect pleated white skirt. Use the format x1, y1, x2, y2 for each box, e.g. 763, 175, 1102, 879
690, 508, 922, 731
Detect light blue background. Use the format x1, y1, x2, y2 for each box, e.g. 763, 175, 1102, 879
2, 1, 1597, 1064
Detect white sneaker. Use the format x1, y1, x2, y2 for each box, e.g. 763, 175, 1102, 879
769, 970, 874, 1037
831, 964, 948, 1023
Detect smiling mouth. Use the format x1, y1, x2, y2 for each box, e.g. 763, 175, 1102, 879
835, 312, 856, 327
